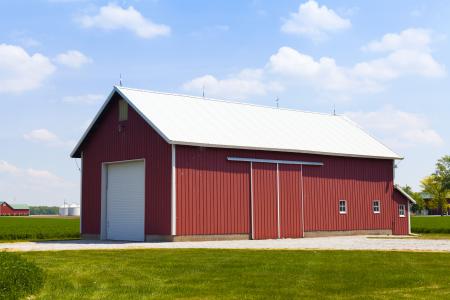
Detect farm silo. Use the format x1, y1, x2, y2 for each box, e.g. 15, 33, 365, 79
59, 204, 69, 216
68, 204, 80, 216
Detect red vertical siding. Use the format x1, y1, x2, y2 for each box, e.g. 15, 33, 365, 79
176, 147, 250, 235
176, 145, 403, 236
252, 163, 278, 239
392, 189, 409, 235
302, 157, 394, 232
80, 93, 172, 236
279, 164, 303, 238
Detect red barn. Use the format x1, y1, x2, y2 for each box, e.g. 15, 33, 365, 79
71, 86, 415, 242
0, 202, 30, 216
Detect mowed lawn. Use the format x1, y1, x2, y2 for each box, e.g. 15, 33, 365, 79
0, 216, 79, 241
22, 249, 450, 299
411, 216, 450, 234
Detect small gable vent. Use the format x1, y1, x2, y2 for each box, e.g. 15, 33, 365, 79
119, 99, 128, 121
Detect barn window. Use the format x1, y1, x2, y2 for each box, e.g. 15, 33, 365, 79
339, 200, 347, 214
399, 204, 406, 217
373, 200, 380, 214
119, 99, 128, 121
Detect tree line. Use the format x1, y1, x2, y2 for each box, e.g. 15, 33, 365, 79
404, 155, 450, 216
29, 206, 59, 215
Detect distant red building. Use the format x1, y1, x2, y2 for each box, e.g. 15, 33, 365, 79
0, 202, 30, 216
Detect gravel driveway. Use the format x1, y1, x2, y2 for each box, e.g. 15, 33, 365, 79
2, 236, 450, 252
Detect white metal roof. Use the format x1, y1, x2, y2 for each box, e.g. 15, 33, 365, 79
71, 86, 402, 160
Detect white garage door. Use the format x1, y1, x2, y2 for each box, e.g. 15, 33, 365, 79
106, 160, 145, 241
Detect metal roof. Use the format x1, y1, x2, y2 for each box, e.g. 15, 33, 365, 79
71, 86, 402, 160
10, 204, 29, 210
421, 191, 450, 200
1, 202, 29, 209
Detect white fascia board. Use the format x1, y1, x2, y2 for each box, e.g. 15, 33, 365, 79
171, 140, 402, 160
114, 86, 173, 144
70, 86, 175, 158
341, 116, 403, 160
395, 185, 417, 204
70, 88, 117, 158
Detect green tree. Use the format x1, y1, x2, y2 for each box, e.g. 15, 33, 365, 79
402, 185, 424, 213
436, 155, 450, 190
29, 206, 59, 215
421, 175, 448, 216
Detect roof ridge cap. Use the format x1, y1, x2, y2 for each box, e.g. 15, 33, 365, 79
116, 85, 337, 117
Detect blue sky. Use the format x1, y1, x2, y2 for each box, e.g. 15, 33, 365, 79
0, 0, 449, 206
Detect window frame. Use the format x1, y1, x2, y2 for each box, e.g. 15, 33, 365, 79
372, 200, 381, 214
339, 200, 347, 214
399, 204, 406, 217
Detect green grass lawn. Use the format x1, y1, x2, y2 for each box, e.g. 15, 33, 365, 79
22, 249, 450, 299
411, 215, 450, 234
0, 216, 80, 241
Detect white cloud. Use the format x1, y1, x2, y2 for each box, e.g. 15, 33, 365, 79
182, 68, 282, 100
267, 35, 444, 94
55, 50, 92, 68
0, 160, 20, 175
77, 3, 171, 39
24, 129, 58, 143
0, 44, 56, 93
26, 168, 65, 184
183, 28, 445, 99
10, 31, 41, 48
267, 46, 380, 93
362, 28, 432, 52
0, 160, 76, 204
345, 106, 444, 149
353, 49, 445, 80
281, 0, 351, 40
23, 128, 74, 148
63, 94, 104, 104
0, 160, 69, 185
356, 28, 445, 80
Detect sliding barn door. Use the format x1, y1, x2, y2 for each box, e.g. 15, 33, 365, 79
251, 162, 303, 240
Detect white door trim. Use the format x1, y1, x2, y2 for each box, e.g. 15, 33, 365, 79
276, 163, 281, 239
171, 145, 176, 236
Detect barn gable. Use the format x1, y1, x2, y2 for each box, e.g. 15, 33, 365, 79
77, 92, 172, 236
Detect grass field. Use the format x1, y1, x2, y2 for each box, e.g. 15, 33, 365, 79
411, 216, 450, 234
21, 249, 450, 299
0, 216, 80, 241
